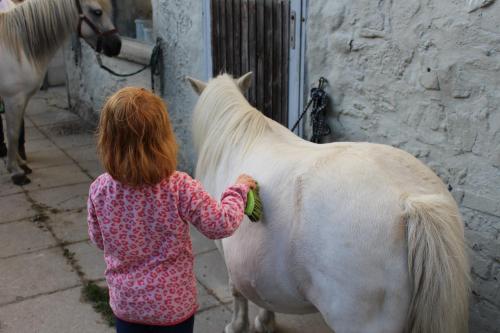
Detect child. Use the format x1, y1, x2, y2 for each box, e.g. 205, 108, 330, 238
87, 87, 256, 333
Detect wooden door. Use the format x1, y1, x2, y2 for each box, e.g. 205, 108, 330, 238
210, 0, 291, 127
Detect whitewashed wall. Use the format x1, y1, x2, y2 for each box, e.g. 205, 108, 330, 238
306, 1, 500, 331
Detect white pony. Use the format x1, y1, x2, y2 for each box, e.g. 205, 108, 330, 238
0, 0, 14, 12
0, 0, 121, 185
187, 73, 470, 333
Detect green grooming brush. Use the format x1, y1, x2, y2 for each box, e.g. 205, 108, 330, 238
245, 183, 263, 222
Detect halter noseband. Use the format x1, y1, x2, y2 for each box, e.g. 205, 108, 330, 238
74, 0, 117, 53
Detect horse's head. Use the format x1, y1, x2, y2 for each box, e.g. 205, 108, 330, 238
77, 0, 121, 57
187, 72, 254, 96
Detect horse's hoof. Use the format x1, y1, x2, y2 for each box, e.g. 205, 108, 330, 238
11, 174, 31, 186
0, 143, 6, 158
20, 164, 32, 175
255, 312, 276, 333
224, 323, 250, 333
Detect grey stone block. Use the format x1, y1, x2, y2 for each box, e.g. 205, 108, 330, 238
24, 138, 59, 154
194, 250, 232, 303
197, 282, 220, 312
0, 287, 114, 333
47, 210, 90, 244
29, 182, 91, 212
191, 225, 217, 255
26, 148, 74, 170
22, 164, 90, 191
0, 248, 80, 305
66, 241, 106, 282
0, 220, 56, 258
0, 193, 37, 224
194, 305, 232, 333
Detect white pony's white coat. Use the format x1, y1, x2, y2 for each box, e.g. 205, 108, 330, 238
0, 0, 119, 185
189, 74, 469, 333
0, 0, 14, 12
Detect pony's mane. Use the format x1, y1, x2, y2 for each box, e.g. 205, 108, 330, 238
192, 74, 274, 178
0, 0, 95, 69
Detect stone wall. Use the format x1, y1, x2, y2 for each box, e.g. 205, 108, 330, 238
64, 0, 205, 173
306, 0, 500, 331
64, 0, 500, 330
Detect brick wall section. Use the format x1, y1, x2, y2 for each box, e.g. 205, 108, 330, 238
306, 0, 500, 331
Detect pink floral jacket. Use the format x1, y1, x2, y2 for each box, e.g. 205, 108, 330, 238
87, 172, 249, 325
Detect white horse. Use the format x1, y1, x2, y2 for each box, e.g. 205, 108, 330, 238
0, 0, 15, 12
0, 0, 121, 185
187, 73, 470, 333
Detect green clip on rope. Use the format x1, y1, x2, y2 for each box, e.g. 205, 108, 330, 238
245, 183, 263, 223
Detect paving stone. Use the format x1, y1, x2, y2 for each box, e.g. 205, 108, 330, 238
0, 172, 25, 197
0, 220, 56, 258
50, 133, 96, 150
22, 164, 90, 191
66, 145, 99, 165
79, 160, 105, 179
23, 126, 46, 141
22, 117, 36, 129
26, 148, 74, 170
0, 193, 37, 224
47, 210, 89, 244
194, 305, 232, 333
191, 225, 217, 255
0, 287, 114, 333
28, 109, 80, 127
29, 182, 90, 212
24, 138, 59, 154
0, 248, 80, 305
197, 282, 220, 312
195, 250, 232, 303
66, 241, 106, 281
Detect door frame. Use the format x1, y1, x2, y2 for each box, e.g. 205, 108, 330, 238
202, 0, 307, 136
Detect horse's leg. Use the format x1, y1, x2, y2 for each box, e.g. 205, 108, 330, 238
18, 119, 26, 161
4, 95, 31, 185
254, 309, 276, 333
225, 280, 250, 333
0, 113, 6, 158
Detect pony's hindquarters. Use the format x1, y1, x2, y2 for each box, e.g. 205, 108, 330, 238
403, 194, 469, 333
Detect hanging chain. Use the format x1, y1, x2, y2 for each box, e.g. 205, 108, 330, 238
291, 77, 331, 143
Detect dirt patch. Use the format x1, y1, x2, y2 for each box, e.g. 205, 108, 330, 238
82, 282, 115, 327
46, 121, 95, 137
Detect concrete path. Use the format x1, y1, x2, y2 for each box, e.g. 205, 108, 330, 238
0, 87, 331, 333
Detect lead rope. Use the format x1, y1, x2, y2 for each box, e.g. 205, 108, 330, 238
95, 37, 164, 93
291, 77, 331, 143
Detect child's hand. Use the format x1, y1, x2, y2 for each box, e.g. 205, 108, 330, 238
236, 174, 257, 190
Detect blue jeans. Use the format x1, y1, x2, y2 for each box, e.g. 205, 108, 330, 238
115, 316, 194, 333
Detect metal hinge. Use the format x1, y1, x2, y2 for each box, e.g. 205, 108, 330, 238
290, 10, 297, 49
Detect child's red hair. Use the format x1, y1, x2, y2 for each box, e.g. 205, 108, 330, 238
97, 87, 178, 187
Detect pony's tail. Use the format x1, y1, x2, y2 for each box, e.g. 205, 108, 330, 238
402, 194, 470, 333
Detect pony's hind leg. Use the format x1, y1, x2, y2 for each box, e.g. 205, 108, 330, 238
4, 95, 31, 185
254, 309, 276, 333
225, 280, 250, 333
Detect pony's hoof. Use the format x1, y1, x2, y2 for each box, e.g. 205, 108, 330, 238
224, 322, 250, 333
0, 143, 6, 158
254, 311, 276, 333
11, 173, 31, 186
254, 317, 276, 333
20, 164, 32, 175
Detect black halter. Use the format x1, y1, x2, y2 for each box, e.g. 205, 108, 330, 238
74, 0, 117, 53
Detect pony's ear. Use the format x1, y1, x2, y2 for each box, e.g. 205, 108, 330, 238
236, 72, 253, 92
186, 76, 207, 95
